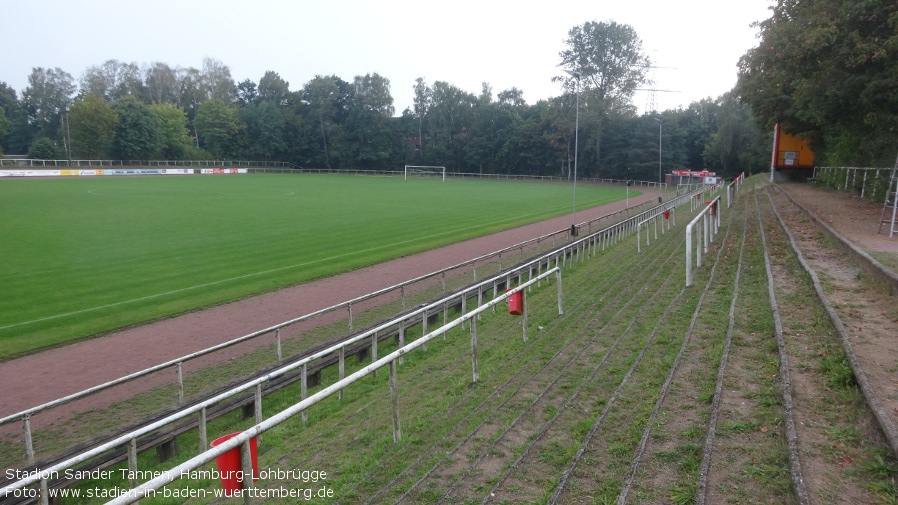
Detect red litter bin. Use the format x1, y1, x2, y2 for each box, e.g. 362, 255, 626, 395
211, 433, 259, 495
507, 288, 523, 316
663, 210, 670, 220
706, 201, 716, 215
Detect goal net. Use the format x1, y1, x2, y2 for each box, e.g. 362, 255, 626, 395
404, 165, 446, 181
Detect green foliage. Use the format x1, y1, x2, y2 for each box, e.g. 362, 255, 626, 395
702, 93, 770, 176
557, 20, 650, 104
69, 94, 118, 159
26, 136, 64, 159
0, 105, 8, 155
556, 20, 650, 176
112, 96, 163, 159
303, 75, 351, 168
240, 100, 287, 161
258, 70, 291, 105
0, 82, 30, 154
21, 67, 76, 137
345, 73, 396, 168
149, 103, 191, 159
3, 31, 777, 175
738, 0, 898, 166
195, 98, 244, 158
183, 143, 214, 160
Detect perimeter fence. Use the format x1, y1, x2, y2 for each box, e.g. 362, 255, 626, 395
0, 160, 666, 189
812, 165, 894, 204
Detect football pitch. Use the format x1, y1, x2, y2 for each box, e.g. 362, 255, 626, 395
0, 174, 635, 358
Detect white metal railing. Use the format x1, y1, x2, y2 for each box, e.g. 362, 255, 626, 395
0, 187, 667, 440
2, 182, 704, 502
726, 172, 746, 208
93, 187, 716, 502
108, 270, 560, 505
637, 206, 675, 253
2, 268, 563, 504
1, 183, 695, 501
812, 166, 895, 202
686, 195, 723, 287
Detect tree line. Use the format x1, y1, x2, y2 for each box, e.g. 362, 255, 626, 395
4, 8, 892, 181
737, 0, 898, 167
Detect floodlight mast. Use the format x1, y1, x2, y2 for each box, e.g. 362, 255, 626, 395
654, 117, 662, 184
564, 69, 580, 236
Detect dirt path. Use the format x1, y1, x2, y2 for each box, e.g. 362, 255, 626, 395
778, 182, 898, 264
0, 189, 662, 429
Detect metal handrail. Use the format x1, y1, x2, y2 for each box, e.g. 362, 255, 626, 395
0, 267, 562, 500
3, 185, 707, 501
686, 193, 723, 287
0, 187, 665, 429
101, 269, 563, 505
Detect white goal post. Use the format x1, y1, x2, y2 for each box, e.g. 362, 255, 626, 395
404, 165, 446, 181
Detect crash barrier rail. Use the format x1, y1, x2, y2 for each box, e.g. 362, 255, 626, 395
0, 183, 675, 454
686, 194, 723, 287
2, 182, 706, 502
1, 266, 562, 504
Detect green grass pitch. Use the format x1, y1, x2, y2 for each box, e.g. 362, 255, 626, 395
0, 174, 636, 359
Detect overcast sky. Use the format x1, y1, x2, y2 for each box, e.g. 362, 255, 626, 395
3, 0, 773, 115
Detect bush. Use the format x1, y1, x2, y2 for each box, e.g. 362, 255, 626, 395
27, 137, 65, 160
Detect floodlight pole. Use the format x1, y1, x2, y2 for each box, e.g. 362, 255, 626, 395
565, 70, 581, 236
654, 117, 662, 184
63, 106, 72, 165
626, 167, 630, 210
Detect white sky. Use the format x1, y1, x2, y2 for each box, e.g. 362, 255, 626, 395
2, 0, 773, 116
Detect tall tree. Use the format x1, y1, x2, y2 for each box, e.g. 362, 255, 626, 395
144, 62, 180, 104
557, 20, 650, 176
241, 100, 286, 160
738, 0, 898, 164
69, 95, 118, 159
149, 103, 192, 159
80, 60, 145, 102
195, 98, 243, 158
0, 82, 26, 153
346, 73, 395, 167
21, 67, 76, 138
703, 92, 767, 176
411, 77, 432, 159
177, 66, 204, 144
112, 96, 162, 159
236, 79, 259, 107
201, 57, 236, 103
428, 81, 476, 168
258, 71, 291, 106
303, 75, 348, 168
497, 87, 526, 107
0, 106, 9, 156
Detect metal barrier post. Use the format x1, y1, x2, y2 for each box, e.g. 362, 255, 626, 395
24, 415, 35, 465
389, 360, 401, 443
470, 318, 479, 382
177, 363, 184, 403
